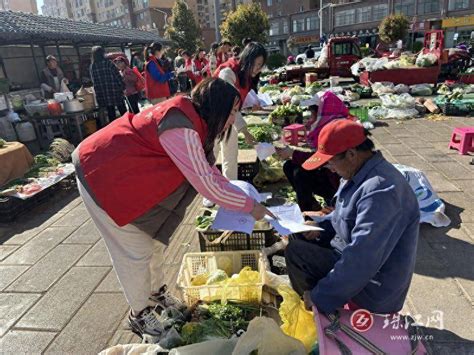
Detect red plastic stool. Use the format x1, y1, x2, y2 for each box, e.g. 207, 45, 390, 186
448, 127, 474, 155
283, 124, 307, 145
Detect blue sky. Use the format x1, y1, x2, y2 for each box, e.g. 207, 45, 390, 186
37, 0, 44, 13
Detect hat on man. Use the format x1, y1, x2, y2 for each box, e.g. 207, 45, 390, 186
46, 55, 57, 62
302, 120, 366, 170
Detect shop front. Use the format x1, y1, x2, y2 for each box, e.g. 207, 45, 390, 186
442, 15, 474, 47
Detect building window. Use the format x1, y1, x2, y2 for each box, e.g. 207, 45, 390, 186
267, 0, 272, 6
418, 0, 439, 14
448, 0, 469, 10
372, 4, 388, 20
306, 16, 318, 31
292, 18, 305, 32
282, 19, 289, 34
269, 21, 280, 36
335, 9, 355, 26
394, 0, 415, 16
300, 6, 304, 12
357, 6, 371, 23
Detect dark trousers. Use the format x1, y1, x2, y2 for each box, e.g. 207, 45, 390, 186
126, 93, 140, 114
285, 237, 339, 296
106, 102, 127, 123
283, 160, 339, 212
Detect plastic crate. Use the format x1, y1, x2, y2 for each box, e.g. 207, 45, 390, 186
177, 250, 266, 305
0, 176, 76, 223
198, 226, 276, 252
215, 161, 259, 182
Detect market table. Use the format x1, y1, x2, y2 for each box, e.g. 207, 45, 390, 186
0, 141, 34, 186
27, 109, 99, 149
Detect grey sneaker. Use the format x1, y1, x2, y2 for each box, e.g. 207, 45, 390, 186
128, 306, 164, 337
150, 285, 186, 313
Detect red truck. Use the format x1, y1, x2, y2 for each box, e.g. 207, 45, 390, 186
359, 30, 472, 86
282, 37, 362, 82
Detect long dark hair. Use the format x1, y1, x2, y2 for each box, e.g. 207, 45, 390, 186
237, 42, 267, 90
191, 78, 240, 149
144, 42, 163, 60
91, 46, 105, 63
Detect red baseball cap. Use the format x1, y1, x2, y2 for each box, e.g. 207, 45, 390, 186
302, 119, 366, 170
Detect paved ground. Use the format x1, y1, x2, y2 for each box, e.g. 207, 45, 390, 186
0, 116, 473, 354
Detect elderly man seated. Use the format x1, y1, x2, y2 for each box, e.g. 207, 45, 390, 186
285, 120, 420, 314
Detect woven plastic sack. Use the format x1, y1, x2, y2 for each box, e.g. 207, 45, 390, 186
410, 84, 433, 96
394, 164, 451, 227
278, 285, 317, 352
233, 317, 306, 355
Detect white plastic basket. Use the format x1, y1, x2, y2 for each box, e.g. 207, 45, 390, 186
177, 250, 266, 305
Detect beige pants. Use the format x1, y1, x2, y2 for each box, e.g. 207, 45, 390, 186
214, 125, 239, 180
77, 179, 165, 314
150, 97, 166, 105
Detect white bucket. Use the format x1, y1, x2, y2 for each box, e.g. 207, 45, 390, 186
16, 121, 36, 142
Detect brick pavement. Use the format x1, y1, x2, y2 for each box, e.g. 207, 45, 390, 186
0, 116, 473, 354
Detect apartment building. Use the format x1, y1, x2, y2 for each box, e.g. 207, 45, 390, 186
262, 0, 474, 54
42, 0, 72, 19
0, 0, 38, 13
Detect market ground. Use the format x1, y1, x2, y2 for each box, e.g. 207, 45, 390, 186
0, 116, 473, 354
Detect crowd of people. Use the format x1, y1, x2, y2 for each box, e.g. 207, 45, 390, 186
72, 36, 420, 340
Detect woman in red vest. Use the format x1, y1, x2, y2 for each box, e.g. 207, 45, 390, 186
72, 78, 274, 338
144, 42, 174, 104
213, 42, 267, 179
192, 48, 208, 84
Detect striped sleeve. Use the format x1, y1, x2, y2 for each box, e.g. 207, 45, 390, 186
159, 128, 254, 213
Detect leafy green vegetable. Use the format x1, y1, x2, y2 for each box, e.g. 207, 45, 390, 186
0, 138, 5, 148
305, 82, 323, 95
247, 125, 281, 143
259, 85, 281, 94
195, 215, 214, 230
268, 104, 303, 125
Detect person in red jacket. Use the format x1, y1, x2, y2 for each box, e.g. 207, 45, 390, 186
72, 78, 275, 338
213, 42, 267, 179
192, 48, 208, 84
144, 42, 174, 104
216, 39, 232, 67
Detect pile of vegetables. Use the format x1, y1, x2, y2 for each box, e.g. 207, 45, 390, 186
25, 154, 61, 179
268, 104, 303, 126
0, 138, 6, 148
437, 84, 451, 95
305, 82, 323, 96
247, 125, 281, 143
277, 186, 297, 204
180, 302, 262, 346
253, 156, 286, 187
259, 84, 281, 94
195, 214, 215, 230
48, 138, 75, 163
444, 89, 464, 102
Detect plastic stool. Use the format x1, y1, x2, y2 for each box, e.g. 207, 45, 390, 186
283, 124, 307, 145
448, 127, 474, 155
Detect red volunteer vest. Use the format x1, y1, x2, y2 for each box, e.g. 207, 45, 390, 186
214, 58, 250, 106
78, 96, 208, 226
144, 56, 171, 100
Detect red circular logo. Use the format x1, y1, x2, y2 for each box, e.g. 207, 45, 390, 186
350, 309, 374, 332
